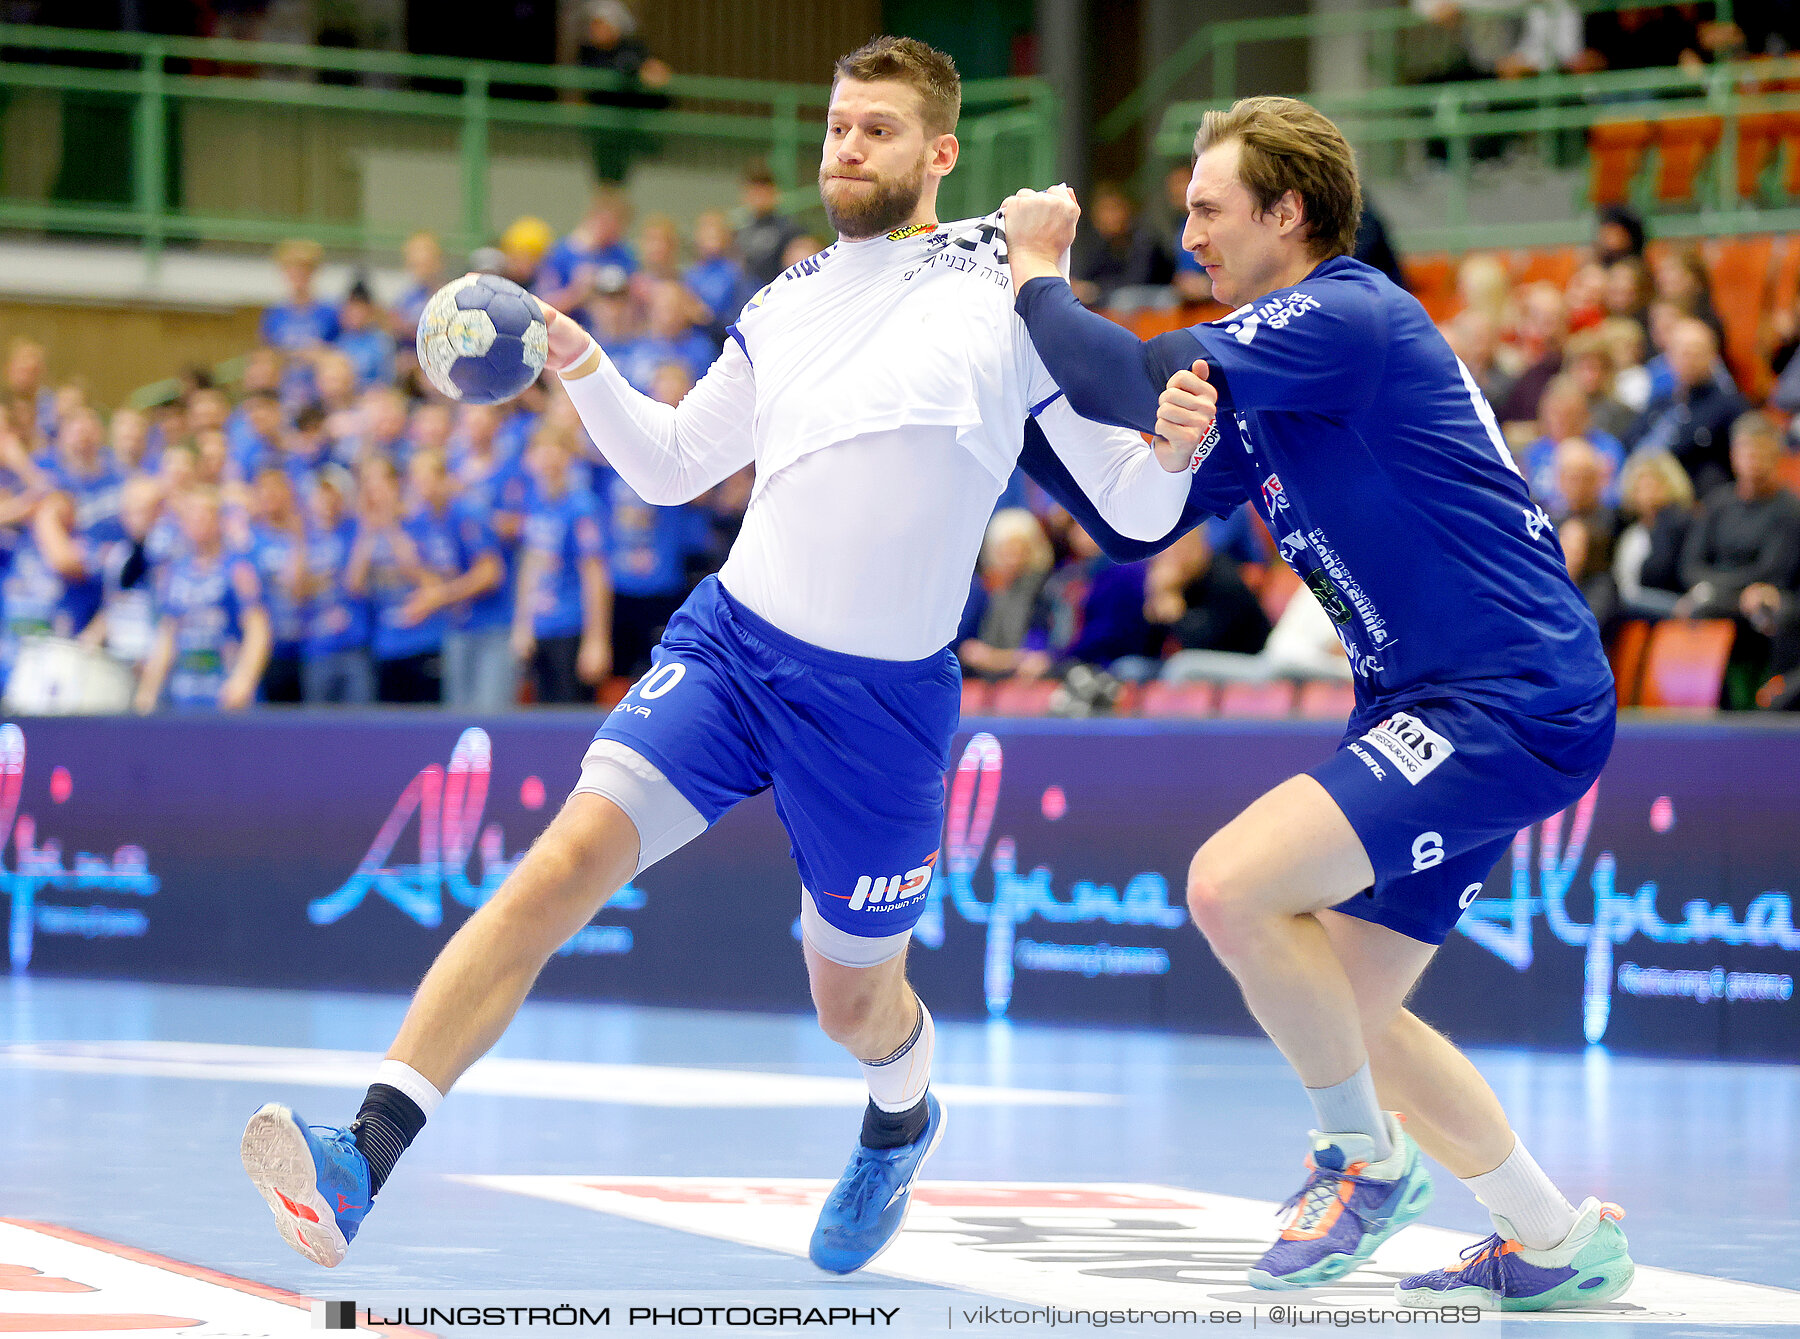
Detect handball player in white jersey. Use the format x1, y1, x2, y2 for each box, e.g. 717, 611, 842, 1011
242, 35, 1195, 1274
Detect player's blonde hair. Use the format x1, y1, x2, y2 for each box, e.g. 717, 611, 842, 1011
1194, 96, 1361, 260
834, 35, 960, 137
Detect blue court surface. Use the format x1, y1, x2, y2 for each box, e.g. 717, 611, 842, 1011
2, 975, 1795, 1338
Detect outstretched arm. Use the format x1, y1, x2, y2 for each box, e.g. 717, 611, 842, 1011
548, 305, 756, 506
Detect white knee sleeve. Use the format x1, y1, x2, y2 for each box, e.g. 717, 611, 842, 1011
570, 739, 708, 875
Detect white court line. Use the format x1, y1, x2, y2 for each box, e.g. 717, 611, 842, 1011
462, 1175, 1800, 1325
0, 1040, 1114, 1108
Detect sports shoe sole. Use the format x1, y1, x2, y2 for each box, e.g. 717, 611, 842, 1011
241, 1102, 350, 1268
811, 1104, 948, 1276
1394, 1257, 1636, 1311
1247, 1168, 1435, 1290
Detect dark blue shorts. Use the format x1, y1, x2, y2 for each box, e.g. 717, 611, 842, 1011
593, 576, 960, 941
1312, 690, 1616, 945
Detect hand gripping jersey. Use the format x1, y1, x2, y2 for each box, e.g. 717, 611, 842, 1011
1017, 256, 1613, 718
560, 213, 1189, 661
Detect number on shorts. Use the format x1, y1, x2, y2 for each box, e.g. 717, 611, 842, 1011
1411, 831, 1445, 872
639, 662, 686, 700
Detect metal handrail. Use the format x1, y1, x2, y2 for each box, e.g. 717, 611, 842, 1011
0, 24, 1056, 263
1098, 0, 1738, 144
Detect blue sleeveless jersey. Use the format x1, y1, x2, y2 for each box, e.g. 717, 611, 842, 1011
1018, 256, 1612, 719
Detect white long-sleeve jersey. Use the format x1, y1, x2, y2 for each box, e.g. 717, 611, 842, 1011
560, 212, 1190, 660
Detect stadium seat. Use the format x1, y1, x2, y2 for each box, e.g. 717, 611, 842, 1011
1607, 618, 1652, 707
989, 678, 1060, 715
1217, 680, 1296, 718
1295, 678, 1356, 721
1776, 452, 1800, 499
1737, 111, 1784, 199
1514, 246, 1582, 289
1639, 619, 1735, 709
1706, 235, 1775, 399
597, 676, 633, 709
1588, 120, 1654, 206
1653, 116, 1723, 204
960, 679, 992, 716
1137, 681, 1217, 718
1402, 254, 1458, 323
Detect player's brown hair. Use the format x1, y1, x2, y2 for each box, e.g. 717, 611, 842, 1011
1194, 96, 1361, 259
834, 35, 961, 137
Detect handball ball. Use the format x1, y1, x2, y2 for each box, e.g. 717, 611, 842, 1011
417, 273, 548, 404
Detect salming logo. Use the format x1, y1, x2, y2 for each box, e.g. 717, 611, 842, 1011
847, 853, 939, 912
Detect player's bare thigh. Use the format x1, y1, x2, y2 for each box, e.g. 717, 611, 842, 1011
462, 790, 641, 942
1187, 773, 1377, 925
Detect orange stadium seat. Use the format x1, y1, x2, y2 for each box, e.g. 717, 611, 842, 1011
960, 679, 992, 716
1217, 680, 1296, 718
1514, 246, 1582, 289
1654, 116, 1724, 203
1776, 452, 1800, 499
989, 678, 1060, 716
1607, 618, 1652, 707
1639, 619, 1735, 709
1588, 120, 1654, 206
1295, 679, 1356, 721
1402, 254, 1457, 323
1137, 681, 1217, 718
1737, 111, 1784, 198
1706, 235, 1776, 399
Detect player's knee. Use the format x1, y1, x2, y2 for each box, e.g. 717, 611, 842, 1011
1186, 849, 1253, 956
813, 988, 883, 1049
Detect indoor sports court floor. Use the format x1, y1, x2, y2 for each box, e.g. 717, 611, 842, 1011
3, 975, 1797, 1337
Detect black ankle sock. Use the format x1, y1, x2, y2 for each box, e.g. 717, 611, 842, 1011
349, 1083, 426, 1196
861, 1095, 929, 1150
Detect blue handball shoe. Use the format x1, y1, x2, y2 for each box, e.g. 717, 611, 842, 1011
240, 1102, 371, 1267
1248, 1111, 1434, 1289
810, 1093, 945, 1274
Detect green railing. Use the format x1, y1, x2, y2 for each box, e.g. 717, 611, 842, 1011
1099, 0, 1737, 146
0, 24, 1056, 262
1155, 54, 1800, 253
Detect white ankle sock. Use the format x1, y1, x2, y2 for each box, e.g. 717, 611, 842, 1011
1306, 1062, 1391, 1159
377, 1059, 445, 1119
860, 1001, 933, 1112
1461, 1139, 1578, 1250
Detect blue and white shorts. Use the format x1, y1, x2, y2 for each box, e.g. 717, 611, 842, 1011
574, 576, 960, 967
1312, 689, 1616, 945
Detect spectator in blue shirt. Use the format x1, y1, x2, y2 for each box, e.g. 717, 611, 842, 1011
262, 238, 339, 409
391, 230, 445, 352
613, 281, 716, 392
298, 471, 374, 705
593, 383, 707, 676
226, 390, 285, 479
535, 188, 638, 319
686, 209, 752, 333
390, 447, 509, 712
262, 238, 340, 352
336, 281, 396, 392
134, 488, 271, 713
347, 455, 452, 705
356, 386, 413, 467
513, 428, 611, 705
1521, 374, 1625, 511
243, 467, 310, 703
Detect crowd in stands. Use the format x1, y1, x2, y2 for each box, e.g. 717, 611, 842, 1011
6, 162, 1800, 714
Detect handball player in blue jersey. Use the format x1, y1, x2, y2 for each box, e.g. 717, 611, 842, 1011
1002, 97, 1633, 1310
241, 35, 1193, 1276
